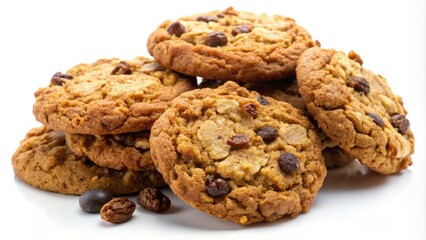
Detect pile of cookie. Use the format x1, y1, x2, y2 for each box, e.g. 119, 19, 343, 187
12, 7, 415, 225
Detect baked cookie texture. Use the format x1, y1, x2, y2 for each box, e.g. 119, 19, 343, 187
150, 82, 326, 224
12, 126, 166, 195
33, 57, 197, 135
147, 7, 317, 83
65, 131, 154, 171
246, 79, 355, 169
296, 47, 414, 175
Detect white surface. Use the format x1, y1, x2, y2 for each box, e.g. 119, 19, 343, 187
1, 0, 425, 239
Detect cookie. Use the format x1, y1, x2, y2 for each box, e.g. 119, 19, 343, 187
147, 7, 317, 83
65, 131, 155, 171
33, 57, 197, 135
150, 81, 326, 225
296, 47, 414, 175
12, 126, 166, 195
246, 79, 355, 169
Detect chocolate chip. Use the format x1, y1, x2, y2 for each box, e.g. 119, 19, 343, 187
348, 76, 370, 94
257, 96, 269, 105
227, 134, 250, 148
205, 32, 228, 47
100, 198, 136, 224
51, 72, 73, 86
196, 16, 218, 23
367, 112, 385, 129
278, 153, 300, 174
79, 189, 113, 213
243, 102, 257, 118
167, 21, 186, 37
205, 175, 231, 197
256, 126, 278, 142
111, 61, 132, 75
390, 113, 410, 134
137, 188, 171, 213
231, 25, 252, 36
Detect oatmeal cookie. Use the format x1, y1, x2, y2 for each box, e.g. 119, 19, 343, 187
12, 126, 166, 195
296, 47, 414, 175
150, 81, 326, 224
65, 131, 155, 171
246, 79, 355, 169
147, 7, 317, 83
33, 57, 197, 135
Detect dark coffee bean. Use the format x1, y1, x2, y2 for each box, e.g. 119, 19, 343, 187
231, 25, 252, 36
227, 134, 250, 148
205, 175, 231, 197
347, 76, 370, 94
100, 198, 136, 224
79, 189, 113, 213
111, 61, 132, 75
278, 153, 299, 174
167, 21, 186, 37
256, 126, 278, 142
205, 32, 228, 47
196, 16, 218, 23
257, 96, 269, 105
243, 102, 257, 118
137, 188, 171, 213
367, 112, 385, 129
51, 72, 73, 86
390, 113, 410, 134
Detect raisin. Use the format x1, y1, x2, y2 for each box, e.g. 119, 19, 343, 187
256, 126, 278, 142
278, 153, 299, 174
137, 188, 171, 213
390, 113, 410, 134
79, 189, 113, 213
231, 25, 252, 36
51, 72, 73, 86
205, 32, 228, 47
167, 22, 186, 37
111, 61, 132, 75
347, 76, 370, 94
257, 96, 269, 105
367, 112, 385, 129
196, 16, 217, 22
205, 175, 231, 197
227, 134, 250, 148
243, 102, 257, 118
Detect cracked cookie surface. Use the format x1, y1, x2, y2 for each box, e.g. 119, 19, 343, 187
33, 57, 197, 135
65, 131, 155, 171
150, 82, 326, 224
12, 126, 166, 195
246, 79, 355, 169
147, 7, 316, 83
296, 47, 414, 175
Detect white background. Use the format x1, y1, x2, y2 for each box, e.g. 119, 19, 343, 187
0, 0, 425, 239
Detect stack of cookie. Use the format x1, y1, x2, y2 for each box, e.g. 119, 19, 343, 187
12, 57, 197, 195
12, 7, 415, 225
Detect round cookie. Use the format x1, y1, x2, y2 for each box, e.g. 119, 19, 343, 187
296, 47, 414, 175
246, 79, 355, 169
147, 7, 317, 83
33, 57, 197, 135
150, 81, 326, 225
12, 126, 166, 195
65, 131, 155, 171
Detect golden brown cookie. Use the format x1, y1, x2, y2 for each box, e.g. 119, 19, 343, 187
33, 57, 197, 135
65, 131, 155, 171
246, 79, 355, 169
150, 82, 326, 225
296, 47, 415, 175
147, 7, 317, 83
12, 126, 166, 195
